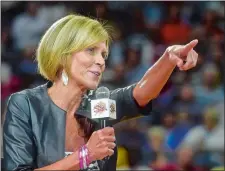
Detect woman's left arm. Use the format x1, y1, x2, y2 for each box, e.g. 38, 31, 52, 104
133, 39, 199, 106
108, 39, 198, 124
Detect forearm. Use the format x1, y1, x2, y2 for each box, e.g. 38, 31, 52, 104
35, 151, 80, 171
133, 52, 176, 106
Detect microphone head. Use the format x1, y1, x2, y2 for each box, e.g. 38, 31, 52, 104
95, 86, 110, 99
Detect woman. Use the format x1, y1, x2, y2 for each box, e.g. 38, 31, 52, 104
3, 14, 198, 171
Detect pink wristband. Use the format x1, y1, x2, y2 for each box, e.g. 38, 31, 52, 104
84, 145, 91, 166
79, 145, 91, 170
79, 147, 83, 169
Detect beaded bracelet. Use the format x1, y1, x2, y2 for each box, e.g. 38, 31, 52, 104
79, 145, 91, 170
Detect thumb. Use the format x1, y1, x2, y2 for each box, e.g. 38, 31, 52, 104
169, 53, 183, 67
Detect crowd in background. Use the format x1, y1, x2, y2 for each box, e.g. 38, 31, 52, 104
1, 1, 224, 170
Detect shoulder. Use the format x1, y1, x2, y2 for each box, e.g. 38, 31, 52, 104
110, 84, 136, 95
5, 84, 48, 124
10, 83, 46, 100
90, 84, 136, 100
7, 83, 47, 111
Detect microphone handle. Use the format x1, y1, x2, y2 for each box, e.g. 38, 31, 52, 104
100, 119, 110, 162
100, 119, 106, 128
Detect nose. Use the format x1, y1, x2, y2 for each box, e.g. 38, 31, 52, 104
95, 53, 105, 68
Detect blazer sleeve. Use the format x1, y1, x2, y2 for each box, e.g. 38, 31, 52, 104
3, 93, 37, 171
109, 84, 153, 124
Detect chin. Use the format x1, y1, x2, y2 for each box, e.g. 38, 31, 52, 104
84, 81, 99, 90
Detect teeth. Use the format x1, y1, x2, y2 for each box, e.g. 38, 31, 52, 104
93, 72, 100, 76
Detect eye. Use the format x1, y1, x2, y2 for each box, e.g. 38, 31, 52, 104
86, 47, 95, 55
102, 52, 108, 60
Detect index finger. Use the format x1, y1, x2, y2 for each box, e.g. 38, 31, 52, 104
181, 39, 198, 55
101, 127, 115, 135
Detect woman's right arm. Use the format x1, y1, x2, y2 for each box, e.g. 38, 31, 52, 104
3, 93, 37, 171
3, 93, 115, 171
35, 151, 80, 170
36, 127, 116, 170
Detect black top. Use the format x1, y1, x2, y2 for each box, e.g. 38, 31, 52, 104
3, 82, 152, 171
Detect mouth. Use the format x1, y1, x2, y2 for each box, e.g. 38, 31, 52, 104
89, 71, 101, 77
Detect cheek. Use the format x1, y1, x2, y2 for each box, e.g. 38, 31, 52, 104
102, 64, 106, 72
76, 54, 94, 67
70, 54, 94, 74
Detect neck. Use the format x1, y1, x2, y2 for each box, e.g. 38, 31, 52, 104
48, 79, 87, 112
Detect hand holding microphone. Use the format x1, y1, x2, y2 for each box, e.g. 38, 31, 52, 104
86, 127, 116, 161
77, 87, 116, 170
85, 86, 117, 162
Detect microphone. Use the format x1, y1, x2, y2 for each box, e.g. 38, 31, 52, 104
91, 86, 116, 128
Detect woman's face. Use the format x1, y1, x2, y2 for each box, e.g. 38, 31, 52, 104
69, 42, 107, 90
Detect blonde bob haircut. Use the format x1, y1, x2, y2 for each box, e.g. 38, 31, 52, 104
36, 14, 111, 81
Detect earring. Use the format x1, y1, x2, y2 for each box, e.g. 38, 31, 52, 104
62, 71, 68, 86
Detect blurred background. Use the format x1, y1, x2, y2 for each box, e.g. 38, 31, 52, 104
1, 1, 224, 170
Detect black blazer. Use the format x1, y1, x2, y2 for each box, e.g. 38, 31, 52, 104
3, 82, 152, 171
